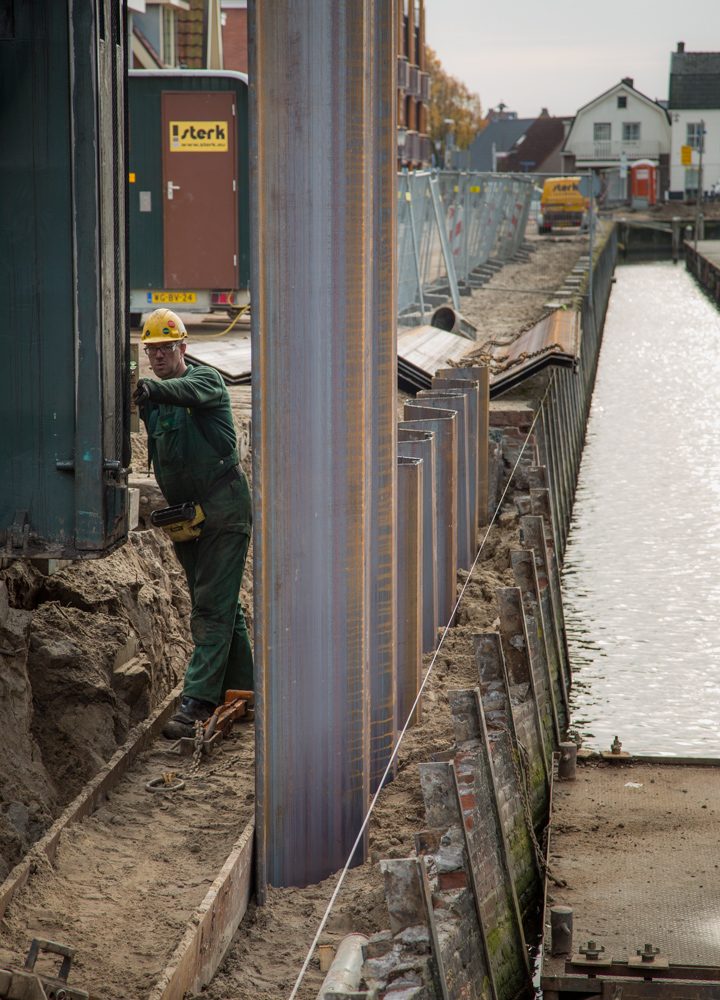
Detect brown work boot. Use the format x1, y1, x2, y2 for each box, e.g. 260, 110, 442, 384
162, 696, 215, 740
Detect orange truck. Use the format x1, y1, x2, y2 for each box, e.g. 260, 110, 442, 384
537, 176, 590, 234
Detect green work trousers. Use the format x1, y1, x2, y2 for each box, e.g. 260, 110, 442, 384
174, 514, 253, 706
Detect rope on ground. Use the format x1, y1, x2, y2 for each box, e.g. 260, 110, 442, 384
286, 372, 556, 1000
188, 303, 250, 340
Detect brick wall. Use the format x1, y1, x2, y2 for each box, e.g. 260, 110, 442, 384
222, 8, 248, 73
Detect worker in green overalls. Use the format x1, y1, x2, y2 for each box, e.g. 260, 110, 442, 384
134, 308, 253, 739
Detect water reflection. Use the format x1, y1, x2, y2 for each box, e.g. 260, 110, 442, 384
562, 261, 720, 756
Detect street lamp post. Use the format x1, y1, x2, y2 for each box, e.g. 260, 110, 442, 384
443, 117, 455, 169
694, 119, 705, 253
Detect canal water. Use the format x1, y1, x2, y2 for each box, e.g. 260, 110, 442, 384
562, 261, 720, 757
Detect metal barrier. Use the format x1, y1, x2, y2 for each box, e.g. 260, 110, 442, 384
397, 170, 534, 324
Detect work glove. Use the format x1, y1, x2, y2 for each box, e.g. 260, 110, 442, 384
133, 378, 153, 405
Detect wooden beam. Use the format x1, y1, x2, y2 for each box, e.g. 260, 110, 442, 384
0, 683, 182, 921
148, 820, 255, 1000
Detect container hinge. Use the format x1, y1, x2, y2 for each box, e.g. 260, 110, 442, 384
56, 460, 74, 472
232, 103, 235, 116
233, 254, 237, 266
233, 179, 236, 192
10, 510, 29, 550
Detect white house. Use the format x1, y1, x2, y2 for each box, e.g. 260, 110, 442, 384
668, 43, 720, 200
562, 79, 670, 203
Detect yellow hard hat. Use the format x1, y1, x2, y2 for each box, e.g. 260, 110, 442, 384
141, 308, 187, 344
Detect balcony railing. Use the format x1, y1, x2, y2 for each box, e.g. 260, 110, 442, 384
406, 65, 420, 98
567, 138, 665, 161
397, 56, 409, 90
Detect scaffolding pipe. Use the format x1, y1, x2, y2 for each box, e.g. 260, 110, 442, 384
250, 0, 373, 890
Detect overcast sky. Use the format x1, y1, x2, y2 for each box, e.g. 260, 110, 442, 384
424, 0, 719, 118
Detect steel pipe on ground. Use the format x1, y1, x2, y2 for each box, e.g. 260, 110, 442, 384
315, 934, 369, 999
402, 404, 458, 625
398, 428, 438, 653
396, 456, 423, 731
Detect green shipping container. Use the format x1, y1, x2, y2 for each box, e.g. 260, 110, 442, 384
0, 0, 128, 560
128, 71, 250, 320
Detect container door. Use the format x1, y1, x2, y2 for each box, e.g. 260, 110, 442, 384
161, 91, 237, 289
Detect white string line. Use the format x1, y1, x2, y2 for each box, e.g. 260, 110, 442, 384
287, 375, 554, 1000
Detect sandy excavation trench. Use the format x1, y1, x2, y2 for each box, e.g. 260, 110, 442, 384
0, 235, 585, 999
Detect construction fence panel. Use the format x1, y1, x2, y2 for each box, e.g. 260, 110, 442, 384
396, 171, 533, 324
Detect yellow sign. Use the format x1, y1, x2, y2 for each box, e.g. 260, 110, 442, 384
148, 291, 197, 304
169, 121, 228, 152
681, 144, 692, 166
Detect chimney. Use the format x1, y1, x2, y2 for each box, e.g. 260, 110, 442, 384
621, 77, 634, 88
539, 107, 549, 117
677, 41, 685, 53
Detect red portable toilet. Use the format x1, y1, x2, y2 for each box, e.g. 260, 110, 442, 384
630, 160, 658, 209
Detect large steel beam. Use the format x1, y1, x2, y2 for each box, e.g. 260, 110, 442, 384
368, 0, 398, 794
250, 1, 376, 889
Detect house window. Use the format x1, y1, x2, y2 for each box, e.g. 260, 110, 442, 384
617, 95, 627, 109
687, 122, 705, 150
622, 122, 641, 141
684, 167, 699, 197
593, 122, 611, 141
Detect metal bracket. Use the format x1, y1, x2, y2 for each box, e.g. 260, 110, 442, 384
168, 730, 223, 757
0, 938, 91, 1000
9, 510, 29, 550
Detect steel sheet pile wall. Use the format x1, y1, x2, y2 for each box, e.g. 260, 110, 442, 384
250, 0, 397, 888
0, 0, 129, 559
352, 231, 619, 1000
685, 240, 720, 307
369, 0, 399, 793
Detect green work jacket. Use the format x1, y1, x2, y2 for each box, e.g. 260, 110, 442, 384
141, 363, 251, 530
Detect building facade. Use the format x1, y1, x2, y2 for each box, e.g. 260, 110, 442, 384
668, 43, 720, 200
397, 0, 431, 168
129, 0, 223, 70
221, 0, 247, 73
562, 79, 670, 203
